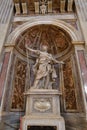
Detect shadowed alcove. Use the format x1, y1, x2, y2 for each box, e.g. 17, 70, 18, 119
27, 126, 56, 130
8, 24, 76, 112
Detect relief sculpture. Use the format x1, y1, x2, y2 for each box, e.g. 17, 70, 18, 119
34, 99, 51, 112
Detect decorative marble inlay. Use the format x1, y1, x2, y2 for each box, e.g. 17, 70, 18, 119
63, 58, 77, 111
0, 52, 10, 105
12, 21, 25, 31
78, 50, 87, 101
11, 58, 27, 110
65, 20, 78, 30
3, 54, 15, 111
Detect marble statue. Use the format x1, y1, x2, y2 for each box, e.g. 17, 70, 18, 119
26, 45, 64, 89
40, 0, 47, 14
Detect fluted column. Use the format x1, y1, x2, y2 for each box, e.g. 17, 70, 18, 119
0, 0, 13, 24
75, 0, 87, 119
0, 0, 13, 56
75, 0, 87, 48
0, 0, 13, 116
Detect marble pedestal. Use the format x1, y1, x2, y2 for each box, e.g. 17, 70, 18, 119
21, 90, 65, 130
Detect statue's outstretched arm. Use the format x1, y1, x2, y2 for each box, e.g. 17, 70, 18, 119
25, 44, 39, 54
52, 57, 64, 64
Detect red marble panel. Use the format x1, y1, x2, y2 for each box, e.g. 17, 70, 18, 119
0, 52, 10, 105
19, 117, 22, 130
78, 50, 87, 101
63, 58, 77, 111
11, 58, 27, 110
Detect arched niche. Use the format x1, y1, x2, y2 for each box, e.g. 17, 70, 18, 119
3, 19, 84, 114
7, 18, 80, 45
12, 24, 73, 58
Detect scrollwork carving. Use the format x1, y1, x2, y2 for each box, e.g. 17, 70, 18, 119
33, 97, 52, 113
34, 99, 51, 112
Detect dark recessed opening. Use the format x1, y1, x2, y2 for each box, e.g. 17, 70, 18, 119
27, 126, 57, 130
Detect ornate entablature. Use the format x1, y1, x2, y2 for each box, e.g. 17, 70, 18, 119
13, 0, 75, 15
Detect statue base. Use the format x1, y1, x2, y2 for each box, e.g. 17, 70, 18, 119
20, 89, 65, 130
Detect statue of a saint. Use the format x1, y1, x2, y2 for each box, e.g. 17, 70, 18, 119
26, 45, 64, 89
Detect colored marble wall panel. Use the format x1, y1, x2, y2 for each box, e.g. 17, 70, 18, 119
78, 50, 87, 101
11, 58, 27, 110
0, 52, 10, 105
3, 54, 15, 111
63, 58, 77, 111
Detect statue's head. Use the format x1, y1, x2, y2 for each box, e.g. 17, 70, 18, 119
41, 45, 48, 52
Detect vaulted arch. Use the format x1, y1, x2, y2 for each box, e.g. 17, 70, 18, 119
7, 18, 80, 46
